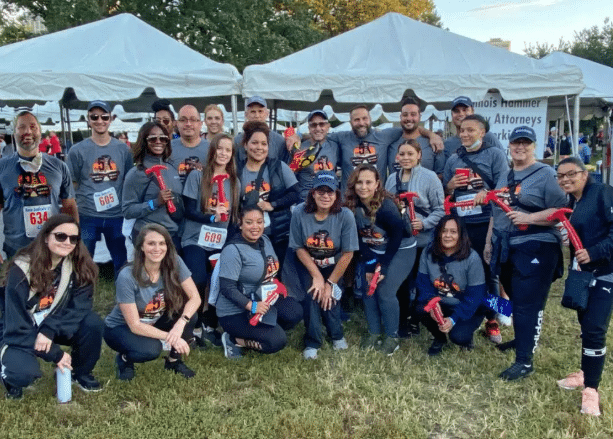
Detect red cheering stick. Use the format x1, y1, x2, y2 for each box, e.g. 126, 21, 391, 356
211, 173, 229, 222
249, 279, 288, 326
398, 192, 420, 235
367, 264, 382, 296
547, 208, 584, 250
284, 126, 300, 150
482, 190, 528, 231
145, 164, 176, 214
443, 195, 476, 215
424, 297, 445, 326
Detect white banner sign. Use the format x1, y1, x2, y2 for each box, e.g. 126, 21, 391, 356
473, 93, 548, 159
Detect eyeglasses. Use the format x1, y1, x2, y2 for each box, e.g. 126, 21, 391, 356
178, 118, 200, 124
556, 170, 585, 180
51, 232, 80, 245
315, 188, 335, 197
147, 135, 169, 144
509, 139, 534, 147
155, 117, 172, 125
309, 122, 328, 128
89, 114, 111, 122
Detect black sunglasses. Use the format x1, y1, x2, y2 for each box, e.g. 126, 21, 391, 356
89, 114, 111, 121
51, 232, 80, 245
147, 135, 170, 144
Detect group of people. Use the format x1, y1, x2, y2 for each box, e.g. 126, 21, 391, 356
0, 95, 611, 418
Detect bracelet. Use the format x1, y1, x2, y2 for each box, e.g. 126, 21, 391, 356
148, 199, 155, 210
326, 279, 336, 287
210, 214, 216, 223
182, 314, 190, 323
448, 317, 455, 326
251, 301, 258, 314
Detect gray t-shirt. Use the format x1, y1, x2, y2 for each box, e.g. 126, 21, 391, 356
216, 235, 279, 318
105, 256, 191, 328
182, 169, 239, 249
170, 138, 210, 184
328, 127, 403, 193
387, 135, 445, 176
234, 130, 287, 163
289, 203, 359, 268
443, 146, 510, 224
66, 138, 134, 218
293, 139, 339, 200
492, 162, 567, 244
444, 131, 504, 162
0, 153, 75, 249
122, 155, 184, 235
385, 165, 445, 248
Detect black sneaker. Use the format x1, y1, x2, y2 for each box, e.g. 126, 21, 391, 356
201, 325, 223, 347
499, 362, 534, 381
72, 374, 102, 392
116, 353, 135, 381
164, 358, 196, 379
2, 378, 22, 400
427, 339, 447, 356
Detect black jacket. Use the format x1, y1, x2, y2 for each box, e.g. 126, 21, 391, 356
569, 179, 613, 276
1, 264, 94, 363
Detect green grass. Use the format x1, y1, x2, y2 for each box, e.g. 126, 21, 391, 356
2, 261, 613, 439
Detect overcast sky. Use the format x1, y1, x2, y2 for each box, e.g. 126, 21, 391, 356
435, 0, 610, 54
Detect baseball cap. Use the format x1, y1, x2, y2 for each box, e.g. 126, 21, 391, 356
245, 96, 267, 108
87, 100, 111, 113
509, 126, 537, 143
452, 96, 473, 110
307, 110, 328, 122
312, 171, 338, 191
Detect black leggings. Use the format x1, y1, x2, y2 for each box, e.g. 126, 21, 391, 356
579, 279, 613, 389
420, 302, 486, 347
182, 244, 219, 329
499, 240, 560, 364
466, 222, 498, 319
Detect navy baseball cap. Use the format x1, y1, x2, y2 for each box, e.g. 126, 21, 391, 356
509, 126, 537, 143
87, 100, 111, 113
313, 171, 338, 191
452, 96, 473, 110
245, 96, 267, 108
307, 110, 328, 121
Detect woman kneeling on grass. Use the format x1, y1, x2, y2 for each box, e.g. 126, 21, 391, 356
416, 215, 487, 356
217, 207, 303, 360
0, 214, 103, 399
104, 223, 201, 380
283, 171, 358, 359
555, 157, 613, 417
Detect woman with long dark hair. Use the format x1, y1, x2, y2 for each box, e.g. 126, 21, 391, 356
182, 133, 240, 346
104, 223, 201, 380
555, 156, 613, 416
344, 164, 416, 355
416, 215, 487, 356
284, 171, 358, 359
238, 121, 299, 270
0, 214, 102, 399
122, 121, 184, 250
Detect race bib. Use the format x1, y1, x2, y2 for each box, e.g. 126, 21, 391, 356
32, 309, 50, 326
198, 225, 228, 249
24, 204, 52, 238
455, 193, 482, 217
259, 282, 278, 303
93, 187, 119, 212
264, 212, 271, 228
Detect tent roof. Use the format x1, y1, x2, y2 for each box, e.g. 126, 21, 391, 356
243, 13, 584, 110
0, 14, 241, 109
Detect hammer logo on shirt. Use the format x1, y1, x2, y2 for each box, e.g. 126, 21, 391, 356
264, 255, 279, 282
245, 181, 271, 202
306, 230, 335, 259
178, 157, 200, 177
313, 156, 334, 172
90, 155, 119, 182
142, 290, 165, 320
350, 142, 378, 166
15, 172, 51, 199
434, 274, 461, 297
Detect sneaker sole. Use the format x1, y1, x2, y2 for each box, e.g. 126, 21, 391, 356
557, 380, 584, 391
72, 380, 103, 393
385, 345, 400, 356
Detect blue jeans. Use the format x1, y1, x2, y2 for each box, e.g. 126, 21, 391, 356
362, 246, 416, 338
80, 215, 127, 276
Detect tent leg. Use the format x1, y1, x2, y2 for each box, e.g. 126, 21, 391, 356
231, 95, 238, 136
59, 102, 67, 149
573, 95, 581, 157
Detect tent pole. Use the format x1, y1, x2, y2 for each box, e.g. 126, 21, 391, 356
66, 107, 73, 148
607, 110, 612, 185
272, 101, 278, 131
231, 95, 238, 136
573, 95, 581, 157
554, 118, 561, 166
59, 102, 67, 148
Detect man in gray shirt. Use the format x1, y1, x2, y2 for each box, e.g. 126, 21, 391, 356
67, 100, 133, 276
0, 111, 77, 261
387, 98, 445, 176
170, 105, 209, 183
444, 96, 504, 162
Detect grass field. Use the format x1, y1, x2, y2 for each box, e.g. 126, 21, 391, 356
2, 259, 613, 439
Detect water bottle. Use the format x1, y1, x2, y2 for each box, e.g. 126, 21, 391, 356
56, 367, 72, 404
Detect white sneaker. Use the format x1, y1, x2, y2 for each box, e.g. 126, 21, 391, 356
332, 337, 348, 350
497, 313, 513, 327
303, 347, 318, 359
